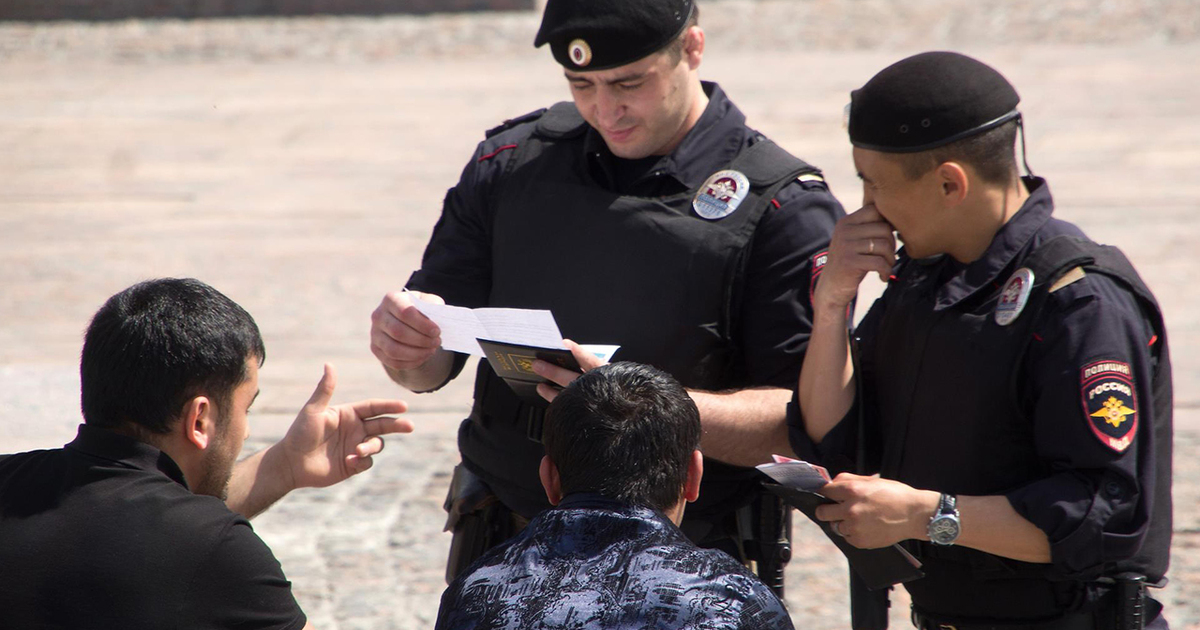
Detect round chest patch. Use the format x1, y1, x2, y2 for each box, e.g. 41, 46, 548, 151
994, 267, 1035, 326
568, 39, 592, 67
693, 170, 751, 220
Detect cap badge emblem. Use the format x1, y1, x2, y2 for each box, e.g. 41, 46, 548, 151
568, 39, 592, 67
693, 170, 750, 220
994, 267, 1034, 326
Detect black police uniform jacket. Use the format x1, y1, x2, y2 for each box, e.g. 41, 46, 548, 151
408, 83, 843, 521
790, 178, 1172, 623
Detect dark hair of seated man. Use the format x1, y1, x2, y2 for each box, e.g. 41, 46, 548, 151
435, 362, 794, 630
541, 361, 701, 516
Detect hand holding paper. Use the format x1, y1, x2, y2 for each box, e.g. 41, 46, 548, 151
758, 455, 923, 590
409, 300, 619, 403
370, 290, 445, 372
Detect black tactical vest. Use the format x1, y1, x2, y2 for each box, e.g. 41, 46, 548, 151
459, 102, 821, 520
862, 236, 1172, 621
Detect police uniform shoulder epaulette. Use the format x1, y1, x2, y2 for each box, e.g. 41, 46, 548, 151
744, 132, 826, 191
485, 108, 549, 139
534, 102, 589, 139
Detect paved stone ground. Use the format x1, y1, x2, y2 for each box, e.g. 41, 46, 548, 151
2, 2, 1199, 628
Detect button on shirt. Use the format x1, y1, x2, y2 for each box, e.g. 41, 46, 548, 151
0, 425, 307, 630
435, 494, 794, 630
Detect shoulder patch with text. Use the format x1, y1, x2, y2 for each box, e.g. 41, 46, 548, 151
1080, 360, 1138, 453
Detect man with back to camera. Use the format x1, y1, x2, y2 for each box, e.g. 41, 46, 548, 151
435, 362, 794, 630
0, 278, 414, 629
369, 0, 843, 590
792, 52, 1172, 627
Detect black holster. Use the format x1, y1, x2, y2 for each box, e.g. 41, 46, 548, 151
1109, 574, 1155, 630
442, 464, 524, 584
734, 492, 793, 600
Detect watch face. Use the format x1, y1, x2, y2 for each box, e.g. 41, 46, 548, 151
929, 515, 961, 545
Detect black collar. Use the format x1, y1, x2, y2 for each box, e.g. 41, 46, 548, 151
66, 424, 190, 489
932, 177, 1054, 311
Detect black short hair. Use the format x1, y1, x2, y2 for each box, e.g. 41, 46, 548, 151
892, 119, 1020, 187
543, 362, 700, 514
81, 278, 265, 435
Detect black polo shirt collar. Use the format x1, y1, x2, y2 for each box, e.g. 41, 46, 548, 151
584, 81, 747, 193
933, 177, 1054, 311
66, 424, 190, 489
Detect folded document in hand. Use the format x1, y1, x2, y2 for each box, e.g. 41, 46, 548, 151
757, 457, 924, 591
410, 300, 618, 403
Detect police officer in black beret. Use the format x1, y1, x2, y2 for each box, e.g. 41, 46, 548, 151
793, 52, 1172, 628
369, 0, 843, 591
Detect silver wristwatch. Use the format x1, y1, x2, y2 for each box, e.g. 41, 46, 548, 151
927, 493, 961, 546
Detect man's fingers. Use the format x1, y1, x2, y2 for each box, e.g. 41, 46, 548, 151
839, 220, 896, 243
814, 502, 848, 522
355, 435, 386, 458
419, 292, 446, 306
532, 359, 582, 388
345, 453, 376, 474
363, 414, 415, 436
563, 339, 606, 371
378, 308, 441, 350
344, 399, 409, 423
842, 204, 890, 226
305, 363, 337, 410
370, 330, 440, 370
536, 382, 561, 404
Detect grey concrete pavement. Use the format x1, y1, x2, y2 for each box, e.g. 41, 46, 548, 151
2, 4, 1199, 628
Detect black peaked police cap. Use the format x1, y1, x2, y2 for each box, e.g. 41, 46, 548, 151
849, 51, 1022, 153
534, 0, 695, 72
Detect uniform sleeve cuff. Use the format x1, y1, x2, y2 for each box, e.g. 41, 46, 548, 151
1005, 471, 1139, 578
785, 389, 857, 475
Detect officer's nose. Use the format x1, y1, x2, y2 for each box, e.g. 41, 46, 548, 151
594, 86, 624, 127
861, 184, 874, 207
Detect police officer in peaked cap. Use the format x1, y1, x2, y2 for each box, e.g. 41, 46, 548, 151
369, 0, 843, 595
793, 51, 1172, 628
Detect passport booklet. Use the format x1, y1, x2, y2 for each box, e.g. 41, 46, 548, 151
476, 339, 619, 404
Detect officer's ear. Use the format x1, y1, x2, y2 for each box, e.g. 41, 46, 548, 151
683, 26, 704, 70
936, 161, 969, 208
683, 450, 703, 503
539, 455, 563, 506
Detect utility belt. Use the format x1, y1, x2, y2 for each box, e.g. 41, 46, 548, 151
910, 575, 1164, 630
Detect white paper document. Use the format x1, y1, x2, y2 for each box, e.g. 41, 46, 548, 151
411, 300, 619, 361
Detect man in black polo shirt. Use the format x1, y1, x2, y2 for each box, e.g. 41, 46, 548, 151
0, 278, 412, 630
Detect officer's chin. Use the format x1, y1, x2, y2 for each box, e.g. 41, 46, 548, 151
602, 134, 650, 159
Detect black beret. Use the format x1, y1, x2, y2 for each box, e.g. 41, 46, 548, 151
849, 51, 1021, 153
534, 0, 695, 72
